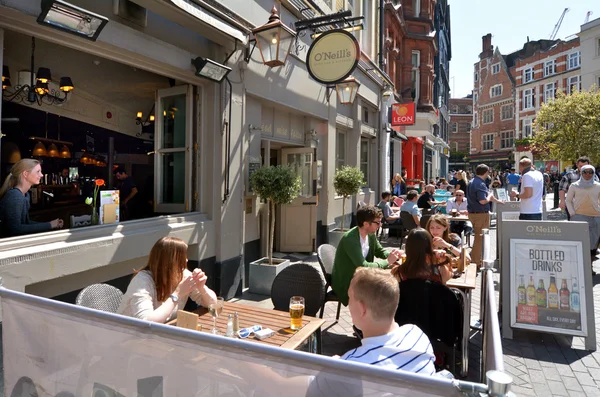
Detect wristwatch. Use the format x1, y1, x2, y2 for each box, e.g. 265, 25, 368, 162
169, 293, 179, 303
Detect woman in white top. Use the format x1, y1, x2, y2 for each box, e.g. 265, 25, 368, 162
566, 164, 600, 271
118, 236, 217, 323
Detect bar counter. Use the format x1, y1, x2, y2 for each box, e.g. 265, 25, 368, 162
29, 184, 92, 228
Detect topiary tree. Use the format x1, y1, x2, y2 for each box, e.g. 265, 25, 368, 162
250, 165, 302, 265
333, 166, 365, 231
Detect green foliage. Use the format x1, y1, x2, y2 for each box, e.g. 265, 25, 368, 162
333, 166, 365, 198
514, 137, 532, 147
532, 87, 600, 163
250, 165, 302, 205
333, 166, 365, 231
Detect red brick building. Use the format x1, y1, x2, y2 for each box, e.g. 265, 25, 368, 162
384, 0, 440, 181
470, 34, 515, 170
449, 96, 472, 169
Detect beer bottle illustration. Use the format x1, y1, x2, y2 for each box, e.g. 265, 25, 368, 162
518, 275, 526, 305
526, 275, 536, 306
547, 275, 559, 309
559, 278, 570, 311
536, 278, 547, 308
571, 277, 580, 313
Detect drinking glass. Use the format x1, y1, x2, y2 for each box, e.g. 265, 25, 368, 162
289, 296, 305, 330
208, 297, 224, 335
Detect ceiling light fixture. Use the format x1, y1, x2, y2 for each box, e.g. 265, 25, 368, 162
37, 0, 109, 41
2, 37, 75, 105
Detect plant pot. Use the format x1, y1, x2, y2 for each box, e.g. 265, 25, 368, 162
249, 257, 292, 295
328, 228, 347, 248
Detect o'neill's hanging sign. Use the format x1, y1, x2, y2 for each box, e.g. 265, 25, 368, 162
391, 103, 416, 126
306, 30, 360, 84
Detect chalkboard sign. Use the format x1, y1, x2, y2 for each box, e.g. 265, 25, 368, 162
247, 157, 261, 194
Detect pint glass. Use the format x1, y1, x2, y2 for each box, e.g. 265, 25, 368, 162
289, 296, 305, 330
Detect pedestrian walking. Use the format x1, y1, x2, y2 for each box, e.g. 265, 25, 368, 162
510, 158, 544, 220
565, 164, 600, 274
559, 157, 599, 220
467, 164, 505, 266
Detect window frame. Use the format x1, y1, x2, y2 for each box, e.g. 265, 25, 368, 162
474, 71, 478, 82
412, 0, 420, 16
482, 134, 494, 151
411, 50, 420, 104
568, 75, 581, 94
500, 131, 514, 149
360, 137, 370, 187
568, 52, 581, 70
544, 60, 556, 77
523, 88, 534, 110
482, 108, 494, 124
523, 67, 534, 83
501, 104, 513, 120
544, 82, 556, 103
451, 122, 458, 133
336, 130, 346, 170
473, 111, 478, 128
597, 38, 600, 57
490, 84, 502, 98
522, 119, 533, 138
491, 63, 500, 74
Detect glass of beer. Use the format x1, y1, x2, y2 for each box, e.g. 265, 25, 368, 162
289, 296, 305, 330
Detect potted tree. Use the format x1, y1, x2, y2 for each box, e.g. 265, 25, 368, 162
330, 166, 365, 247
249, 165, 302, 295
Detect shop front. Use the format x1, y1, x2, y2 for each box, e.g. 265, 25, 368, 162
402, 137, 424, 181
0, 0, 247, 305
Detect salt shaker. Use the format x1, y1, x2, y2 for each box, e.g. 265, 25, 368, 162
233, 312, 239, 333
225, 314, 234, 337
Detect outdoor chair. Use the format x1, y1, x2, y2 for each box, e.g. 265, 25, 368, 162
317, 244, 341, 320
420, 214, 433, 229
378, 216, 405, 242
70, 214, 91, 228
75, 283, 124, 313
395, 278, 464, 375
271, 263, 326, 317
400, 211, 419, 232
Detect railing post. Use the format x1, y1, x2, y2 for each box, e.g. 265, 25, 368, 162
486, 370, 514, 396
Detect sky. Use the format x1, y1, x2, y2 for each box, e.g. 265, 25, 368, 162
449, 0, 600, 98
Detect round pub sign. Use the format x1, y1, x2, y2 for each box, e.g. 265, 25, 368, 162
306, 30, 360, 85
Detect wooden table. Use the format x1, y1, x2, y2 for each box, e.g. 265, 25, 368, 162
445, 215, 470, 222
167, 301, 326, 353
447, 263, 477, 290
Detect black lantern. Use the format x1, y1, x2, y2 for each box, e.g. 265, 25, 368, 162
252, 6, 297, 67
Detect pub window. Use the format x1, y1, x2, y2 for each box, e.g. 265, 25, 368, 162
501, 105, 513, 120
482, 109, 494, 124
482, 134, 494, 151
360, 138, 370, 186
500, 131, 514, 149
336, 131, 346, 169
522, 119, 533, 138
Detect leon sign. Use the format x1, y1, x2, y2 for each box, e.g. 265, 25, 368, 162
391, 103, 415, 126
306, 30, 360, 85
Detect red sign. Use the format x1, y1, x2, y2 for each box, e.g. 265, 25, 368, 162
391, 103, 415, 126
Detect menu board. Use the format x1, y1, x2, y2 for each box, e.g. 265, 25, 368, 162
510, 239, 587, 336
494, 188, 508, 202
99, 190, 120, 225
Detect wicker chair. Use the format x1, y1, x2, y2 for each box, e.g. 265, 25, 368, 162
271, 263, 326, 317
317, 244, 342, 320
75, 283, 124, 313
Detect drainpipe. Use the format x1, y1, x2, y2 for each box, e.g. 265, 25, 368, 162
378, 0, 385, 70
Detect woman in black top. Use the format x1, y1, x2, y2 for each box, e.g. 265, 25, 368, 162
0, 159, 63, 237
455, 171, 468, 193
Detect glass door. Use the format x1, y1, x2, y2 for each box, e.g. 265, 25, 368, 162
154, 85, 193, 213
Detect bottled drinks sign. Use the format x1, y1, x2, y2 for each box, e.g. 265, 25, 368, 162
510, 239, 587, 336
306, 30, 360, 85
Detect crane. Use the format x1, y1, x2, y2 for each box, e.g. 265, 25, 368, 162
549, 8, 569, 40
584, 11, 593, 24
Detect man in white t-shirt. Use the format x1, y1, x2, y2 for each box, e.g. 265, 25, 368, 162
510, 158, 544, 220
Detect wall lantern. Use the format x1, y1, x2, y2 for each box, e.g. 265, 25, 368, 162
2, 65, 12, 89
37, 0, 109, 41
250, 5, 297, 67
191, 57, 231, 83
335, 77, 360, 104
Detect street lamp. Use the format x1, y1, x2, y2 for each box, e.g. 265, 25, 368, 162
335, 77, 360, 104
251, 5, 297, 67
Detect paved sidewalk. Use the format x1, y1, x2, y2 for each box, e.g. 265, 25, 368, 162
235, 195, 600, 396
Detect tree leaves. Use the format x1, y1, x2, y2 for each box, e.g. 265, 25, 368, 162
250, 165, 302, 205
533, 87, 600, 164
333, 166, 365, 198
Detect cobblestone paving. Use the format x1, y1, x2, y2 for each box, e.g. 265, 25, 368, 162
235, 195, 600, 396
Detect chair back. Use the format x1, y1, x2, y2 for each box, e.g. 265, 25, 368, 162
394, 197, 404, 207
400, 211, 418, 231
70, 214, 92, 228
317, 244, 336, 277
420, 214, 432, 229
75, 283, 124, 313
395, 278, 462, 346
271, 263, 326, 317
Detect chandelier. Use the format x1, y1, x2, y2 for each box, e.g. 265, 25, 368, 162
2, 37, 75, 106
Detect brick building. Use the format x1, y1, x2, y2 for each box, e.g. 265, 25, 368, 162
448, 96, 472, 170
470, 34, 515, 170
384, 0, 447, 181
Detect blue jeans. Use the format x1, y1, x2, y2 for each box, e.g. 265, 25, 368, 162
519, 213, 542, 220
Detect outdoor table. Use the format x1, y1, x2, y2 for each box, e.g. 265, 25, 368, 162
167, 301, 326, 353
445, 215, 470, 222
447, 263, 477, 377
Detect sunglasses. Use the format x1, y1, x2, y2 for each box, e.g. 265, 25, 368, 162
456, 194, 464, 196
371, 220, 382, 225
582, 170, 595, 175
238, 325, 262, 338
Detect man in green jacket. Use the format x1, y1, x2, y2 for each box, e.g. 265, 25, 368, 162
332, 205, 403, 306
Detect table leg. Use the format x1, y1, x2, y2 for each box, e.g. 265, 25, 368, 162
461, 290, 471, 377
316, 328, 322, 354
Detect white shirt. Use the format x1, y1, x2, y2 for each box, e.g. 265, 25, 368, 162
360, 234, 369, 258
447, 198, 468, 213
520, 169, 544, 214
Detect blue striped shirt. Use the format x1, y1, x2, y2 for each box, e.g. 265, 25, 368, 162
341, 323, 436, 375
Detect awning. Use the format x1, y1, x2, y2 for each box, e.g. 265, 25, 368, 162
388, 126, 408, 141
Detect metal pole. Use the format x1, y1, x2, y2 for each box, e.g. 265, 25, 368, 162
108, 137, 115, 187
0, 28, 4, 166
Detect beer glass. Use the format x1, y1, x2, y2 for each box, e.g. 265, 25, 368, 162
208, 297, 224, 334
289, 296, 305, 330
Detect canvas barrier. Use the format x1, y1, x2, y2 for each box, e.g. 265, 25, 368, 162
0, 287, 498, 397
